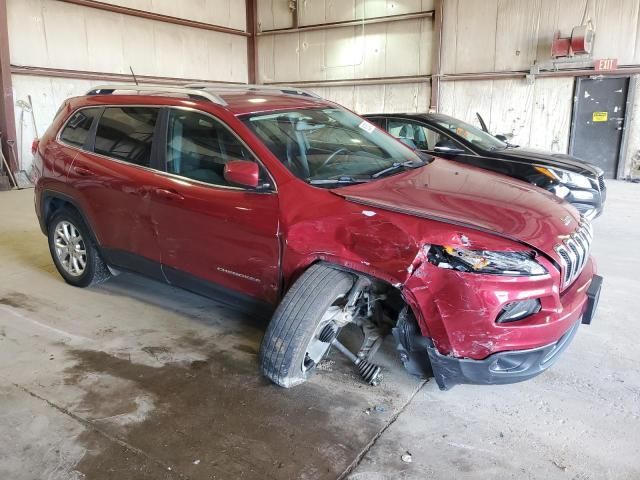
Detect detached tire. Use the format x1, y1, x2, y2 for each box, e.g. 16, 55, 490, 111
260, 264, 355, 388
47, 207, 111, 288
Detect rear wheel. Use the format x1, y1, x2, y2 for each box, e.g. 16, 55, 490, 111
260, 264, 355, 388
47, 208, 111, 288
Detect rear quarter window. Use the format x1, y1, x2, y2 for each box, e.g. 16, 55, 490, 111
59, 108, 101, 148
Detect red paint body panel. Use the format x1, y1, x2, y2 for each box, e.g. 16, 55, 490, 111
33, 90, 597, 363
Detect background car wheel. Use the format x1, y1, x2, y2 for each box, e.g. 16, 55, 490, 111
260, 264, 355, 388
47, 208, 111, 288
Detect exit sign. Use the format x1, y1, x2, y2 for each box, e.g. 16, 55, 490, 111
594, 58, 618, 71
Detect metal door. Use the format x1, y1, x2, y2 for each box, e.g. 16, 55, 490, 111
570, 76, 629, 178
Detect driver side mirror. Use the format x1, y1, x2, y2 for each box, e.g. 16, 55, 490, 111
224, 160, 259, 188
433, 145, 466, 156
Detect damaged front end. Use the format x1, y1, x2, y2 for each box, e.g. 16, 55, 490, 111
394, 240, 601, 390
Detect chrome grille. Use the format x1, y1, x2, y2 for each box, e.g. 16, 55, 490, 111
555, 218, 593, 289
598, 174, 606, 191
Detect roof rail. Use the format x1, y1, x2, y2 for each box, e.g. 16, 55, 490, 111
184, 83, 322, 99
86, 84, 228, 106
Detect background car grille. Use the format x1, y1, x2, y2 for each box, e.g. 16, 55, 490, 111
555, 218, 593, 289
598, 174, 606, 192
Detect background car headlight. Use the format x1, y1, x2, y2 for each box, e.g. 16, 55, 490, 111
427, 245, 547, 276
535, 166, 592, 189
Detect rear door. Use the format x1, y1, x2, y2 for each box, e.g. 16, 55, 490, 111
150, 107, 281, 304
69, 106, 164, 278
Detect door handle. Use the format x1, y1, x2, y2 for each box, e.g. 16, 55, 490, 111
153, 188, 184, 201
73, 166, 94, 177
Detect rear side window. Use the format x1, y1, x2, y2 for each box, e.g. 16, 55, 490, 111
59, 108, 101, 148
94, 107, 159, 167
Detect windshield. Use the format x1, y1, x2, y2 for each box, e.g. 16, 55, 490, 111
242, 108, 426, 185
429, 113, 507, 151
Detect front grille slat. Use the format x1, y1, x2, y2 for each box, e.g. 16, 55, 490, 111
555, 216, 593, 290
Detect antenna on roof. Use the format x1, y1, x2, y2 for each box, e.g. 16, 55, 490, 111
129, 66, 139, 86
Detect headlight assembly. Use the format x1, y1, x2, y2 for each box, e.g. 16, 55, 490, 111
427, 245, 547, 276
535, 166, 592, 190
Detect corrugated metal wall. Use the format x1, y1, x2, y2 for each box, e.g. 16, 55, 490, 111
256, 0, 434, 113
7, 0, 247, 170
6, 0, 640, 176
439, 0, 640, 176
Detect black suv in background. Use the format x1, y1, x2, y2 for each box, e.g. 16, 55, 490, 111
365, 113, 606, 220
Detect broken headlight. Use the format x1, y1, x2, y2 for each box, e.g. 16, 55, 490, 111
427, 246, 547, 276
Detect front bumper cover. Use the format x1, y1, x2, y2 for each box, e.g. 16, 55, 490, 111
427, 319, 580, 390
424, 274, 602, 390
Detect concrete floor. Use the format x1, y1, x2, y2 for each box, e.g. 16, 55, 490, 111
0, 182, 639, 480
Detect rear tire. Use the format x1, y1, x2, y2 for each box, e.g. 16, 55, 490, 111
260, 264, 354, 388
47, 208, 111, 288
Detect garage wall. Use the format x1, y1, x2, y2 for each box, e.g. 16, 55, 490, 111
256, 0, 433, 113
440, 0, 640, 176
439, 77, 575, 153
7, 0, 247, 171
442, 0, 640, 74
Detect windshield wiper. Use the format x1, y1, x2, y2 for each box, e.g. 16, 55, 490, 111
307, 176, 369, 185
371, 160, 425, 179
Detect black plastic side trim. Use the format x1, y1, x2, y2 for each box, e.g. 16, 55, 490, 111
101, 248, 165, 282
39, 190, 100, 244
162, 265, 274, 319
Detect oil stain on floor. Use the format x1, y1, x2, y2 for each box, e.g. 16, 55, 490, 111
64, 334, 415, 480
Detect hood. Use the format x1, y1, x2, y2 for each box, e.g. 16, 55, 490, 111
500, 147, 603, 177
333, 159, 581, 255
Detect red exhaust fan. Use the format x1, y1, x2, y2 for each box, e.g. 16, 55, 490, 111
551, 24, 594, 58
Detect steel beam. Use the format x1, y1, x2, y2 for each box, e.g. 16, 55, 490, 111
246, 0, 258, 84
430, 0, 443, 111
11, 65, 245, 86
265, 75, 431, 88
258, 11, 434, 36
0, 0, 16, 172
58, 0, 250, 37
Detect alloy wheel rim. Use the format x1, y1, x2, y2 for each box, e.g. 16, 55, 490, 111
53, 220, 87, 277
302, 295, 348, 373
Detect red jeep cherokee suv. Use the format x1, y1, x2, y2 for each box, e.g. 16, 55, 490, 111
32, 84, 602, 390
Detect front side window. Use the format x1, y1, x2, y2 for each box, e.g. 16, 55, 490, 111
429, 113, 507, 152
166, 109, 257, 187
387, 119, 466, 153
242, 108, 427, 185
59, 108, 101, 148
94, 107, 159, 167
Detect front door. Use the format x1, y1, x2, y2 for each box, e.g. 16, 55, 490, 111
570, 76, 630, 178
151, 108, 281, 305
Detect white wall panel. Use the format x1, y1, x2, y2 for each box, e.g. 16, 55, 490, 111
8, 0, 248, 82
11, 76, 96, 170
296, 0, 434, 26
257, 0, 294, 30
444, 0, 640, 74
258, 19, 432, 82
101, 0, 247, 30
528, 77, 574, 152
311, 82, 430, 113
623, 76, 640, 177
440, 77, 574, 153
